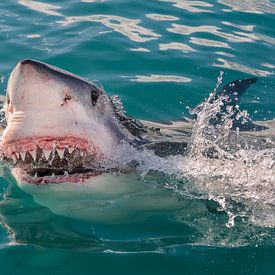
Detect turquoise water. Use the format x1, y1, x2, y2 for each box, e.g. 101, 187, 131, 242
0, 0, 275, 274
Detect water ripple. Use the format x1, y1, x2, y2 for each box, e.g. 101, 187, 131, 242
215, 51, 235, 58
168, 23, 261, 44
82, 0, 107, 3
146, 13, 179, 21
191, 37, 231, 49
261, 63, 275, 69
58, 15, 160, 43
26, 34, 41, 38
222, 21, 255, 32
214, 58, 273, 76
159, 42, 196, 53
218, 0, 275, 14
159, 0, 213, 13
18, 0, 63, 17
122, 74, 192, 83
130, 48, 150, 52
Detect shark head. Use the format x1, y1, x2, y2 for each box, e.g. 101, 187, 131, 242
1, 59, 127, 184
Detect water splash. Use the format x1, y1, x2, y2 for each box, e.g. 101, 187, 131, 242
112, 72, 275, 230
176, 73, 274, 228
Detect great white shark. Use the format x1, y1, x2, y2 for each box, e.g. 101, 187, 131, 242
0, 59, 273, 223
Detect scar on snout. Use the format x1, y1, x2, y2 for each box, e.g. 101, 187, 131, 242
60, 93, 72, 106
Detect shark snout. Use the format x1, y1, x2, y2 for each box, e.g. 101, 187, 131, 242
2, 60, 121, 157
20, 60, 52, 83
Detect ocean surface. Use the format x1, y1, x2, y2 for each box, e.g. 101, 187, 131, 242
0, 0, 275, 274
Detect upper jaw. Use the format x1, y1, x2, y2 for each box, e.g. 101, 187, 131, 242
0, 136, 96, 158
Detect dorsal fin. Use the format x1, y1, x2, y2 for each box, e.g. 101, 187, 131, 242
218, 77, 258, 101
215, 78, 257, 120
212, 78, 268, 131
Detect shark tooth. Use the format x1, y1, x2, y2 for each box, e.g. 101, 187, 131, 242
11, 155, 17, 163
74, 147, 80, 155
29, 150, 36, 161
20, 151, 27, 161
68, 147, 74, 154
43, 150, 52, 160
57, 149, 65, 159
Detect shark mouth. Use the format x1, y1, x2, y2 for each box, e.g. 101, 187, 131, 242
1, 136, 105, 184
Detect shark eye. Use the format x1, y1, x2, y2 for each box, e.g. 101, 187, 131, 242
91, 89, 99, 106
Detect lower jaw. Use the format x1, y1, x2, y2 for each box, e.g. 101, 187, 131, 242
12, 168, 102, 184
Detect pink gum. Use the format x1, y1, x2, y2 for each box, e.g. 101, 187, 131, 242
0, 136, 100, 157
